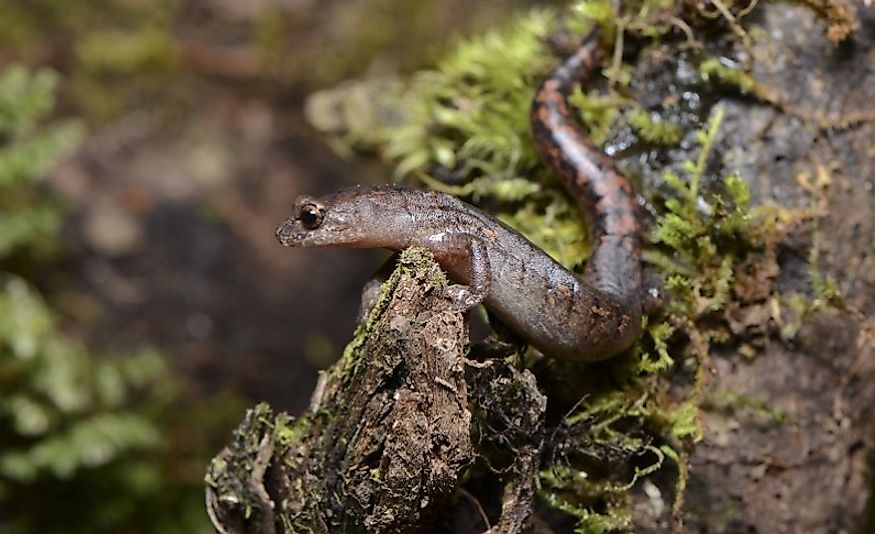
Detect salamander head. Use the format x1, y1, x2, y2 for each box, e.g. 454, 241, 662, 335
275, 185, 400, 248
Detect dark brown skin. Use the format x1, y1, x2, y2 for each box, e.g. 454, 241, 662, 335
276, 31, 642, 361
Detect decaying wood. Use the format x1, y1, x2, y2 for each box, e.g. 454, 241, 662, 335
206, 247, 545, 532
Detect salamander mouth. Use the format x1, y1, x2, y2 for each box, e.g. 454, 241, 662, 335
275, 217, 354, 247
275, 217, 307, 246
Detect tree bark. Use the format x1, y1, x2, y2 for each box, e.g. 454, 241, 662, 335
673, 4, 875, 532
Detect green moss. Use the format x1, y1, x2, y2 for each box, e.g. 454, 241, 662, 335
274, 412, 309, 451
699, 58, 757, 94
669, 401, 703, 441
649, 108, 753, 321
384, 10, 555, 182
800, 167, 844, 307
626, 107, 684, 145
638, 319, 675, 373
541, 465, 634, 533
567, 89, 628, 146
703, 391, 789, 424
305, 9, 555, 184
498, 191, 590, 269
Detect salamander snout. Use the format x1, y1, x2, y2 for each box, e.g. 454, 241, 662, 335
274, 217, 298, 246
275, 198, 326, 247
275, 194, 364, 248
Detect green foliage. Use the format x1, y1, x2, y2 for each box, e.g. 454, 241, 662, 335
0, 1, 182, 122
0, 64, 239, 533
0, 66, 83, 258
0, 277, 164, 482
0, 67, 62, 135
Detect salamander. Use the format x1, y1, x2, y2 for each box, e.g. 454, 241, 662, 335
275, 30, 642, 361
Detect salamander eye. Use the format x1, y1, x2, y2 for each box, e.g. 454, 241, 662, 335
298, 203, 324, 229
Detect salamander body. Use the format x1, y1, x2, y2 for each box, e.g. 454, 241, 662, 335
276, 30, 642, 361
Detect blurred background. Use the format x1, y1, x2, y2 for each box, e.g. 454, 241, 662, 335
0, 0, 557, 531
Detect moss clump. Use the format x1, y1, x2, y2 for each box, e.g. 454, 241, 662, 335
651, 107, 747, 322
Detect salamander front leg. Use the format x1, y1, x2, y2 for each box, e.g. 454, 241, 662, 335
444, 236, 490, 312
